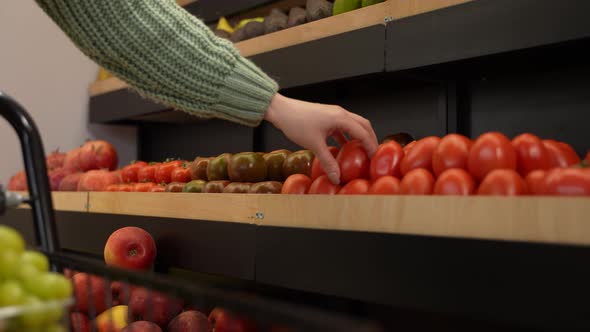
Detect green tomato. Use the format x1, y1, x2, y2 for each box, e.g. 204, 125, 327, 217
0, 251, 20, 278
20, 251, 49, 272
0, 225, 25, 253
25, 272, 72, 300
0, 280, 26, 307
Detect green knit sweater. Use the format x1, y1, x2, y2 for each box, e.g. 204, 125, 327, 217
34, 0, 279, 126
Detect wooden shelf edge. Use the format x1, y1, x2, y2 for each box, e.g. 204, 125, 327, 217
84, 193, 590, 247
88, 0, 470, 97
16, 192, 88, 212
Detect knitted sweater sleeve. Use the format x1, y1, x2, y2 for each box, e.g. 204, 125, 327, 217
34, 0, 279, 126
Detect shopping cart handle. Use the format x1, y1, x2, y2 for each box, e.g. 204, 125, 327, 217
0, 189, 28, 215
0, 91, 59, 253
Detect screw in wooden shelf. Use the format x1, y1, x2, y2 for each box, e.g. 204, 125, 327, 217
255, 211, 265, 220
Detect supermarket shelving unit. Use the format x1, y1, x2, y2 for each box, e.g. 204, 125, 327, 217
4, 0, 590, 330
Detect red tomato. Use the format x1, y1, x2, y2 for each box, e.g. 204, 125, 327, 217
477, 169, 527, 196
400, 136, 440, 176
121, 161, 148, 183
432, 134, 472, 177
281, 174, 313, 194
155, 160, 183, 184
133, 182, 156, 192
137, 163, 159, 182
400, 168, 435, 195
369, 141, 404, 181
525, 170, 547, 195
543, 140, 580, 168
117, 184, 133, 192
311, 146, 339, 180
368, 176, 400, 195
308, 175, 341, 195
468, 132, 517, 181
403, 141, 416, 154
171, 166, 191, 183
105, 184, 120, 192
433, 169, 476, 195
337, 140, 370, 183
585, 150, 590, 164
542, 168, 590, 196
511, 133, 551, 176
338, 179, 370, 195
149, 185, 166, 192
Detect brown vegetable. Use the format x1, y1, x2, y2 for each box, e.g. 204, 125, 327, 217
306, 0, 333, 22
287, 7, 307, 28
203, 180, 231, 193
214, 29, 231, 40
165, 182, 186, 192
249, 181, 283, 194
243, 21, 265, 40
223, 182, 253, 194
230, 28, 248, 43
264, 8, 288, 34
190, 157, 210, 181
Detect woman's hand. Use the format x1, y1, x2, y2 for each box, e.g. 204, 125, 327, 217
264, 93, 378, 184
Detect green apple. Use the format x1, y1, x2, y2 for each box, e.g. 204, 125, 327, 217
0, 225, 25, 253
20, 251, 49, 272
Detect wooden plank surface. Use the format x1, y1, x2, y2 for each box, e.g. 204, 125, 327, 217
85, 193, 590, 247
88, 0, 470, 96
17, 192, 88, 212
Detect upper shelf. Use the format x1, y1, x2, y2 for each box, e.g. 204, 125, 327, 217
39, 192, 590, 248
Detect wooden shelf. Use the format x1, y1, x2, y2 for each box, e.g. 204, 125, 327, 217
17, 192, 87, 212
39, 192, 589, 248
88, 0, 469, 97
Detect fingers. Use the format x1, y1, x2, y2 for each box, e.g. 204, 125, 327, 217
313, 142, 341, 184
330, 130, 348, 147
348, 113, 378, 154
336, 113, 378, 157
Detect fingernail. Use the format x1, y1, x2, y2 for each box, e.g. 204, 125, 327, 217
328, 172, 340, 185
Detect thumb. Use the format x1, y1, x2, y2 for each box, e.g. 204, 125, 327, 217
314, 144, 341, 185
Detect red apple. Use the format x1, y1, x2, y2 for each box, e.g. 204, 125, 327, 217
7, 171, 27, 191
70, 312, 92, 332
59, 172, 83, 191
63, 268, 78, 279
46, 149, 66, 170
77, 169, 120, 192
208, 308, 256, 332
121, 321, 162, 332
64, 148, 83, 172
110, 280, 136, 306
79, 140, 118, 171
104, 227, 156, 271
72, 273, 110, 315
168, 310, 212, 332
48, 167, 70, 191
128, 287, 183, 328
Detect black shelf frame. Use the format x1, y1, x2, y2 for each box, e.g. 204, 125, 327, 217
3, 209, 590, 330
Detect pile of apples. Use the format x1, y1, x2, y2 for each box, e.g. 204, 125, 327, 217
0, 225, 72, 332
69, 226, 256, 332
7, 140, 119, 192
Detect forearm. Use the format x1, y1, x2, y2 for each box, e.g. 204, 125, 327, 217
35, 0, 278, 126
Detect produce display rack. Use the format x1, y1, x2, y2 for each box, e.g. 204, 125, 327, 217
4, 192, 590, 330
4, 0, 590, 331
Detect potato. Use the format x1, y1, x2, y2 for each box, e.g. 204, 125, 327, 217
306, 0, 333, 22
264, 8, 288, 34
287, 7, 307, 28
243, 21, 265, 39
214, 29, 231, 40
230, 28, 248, 43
